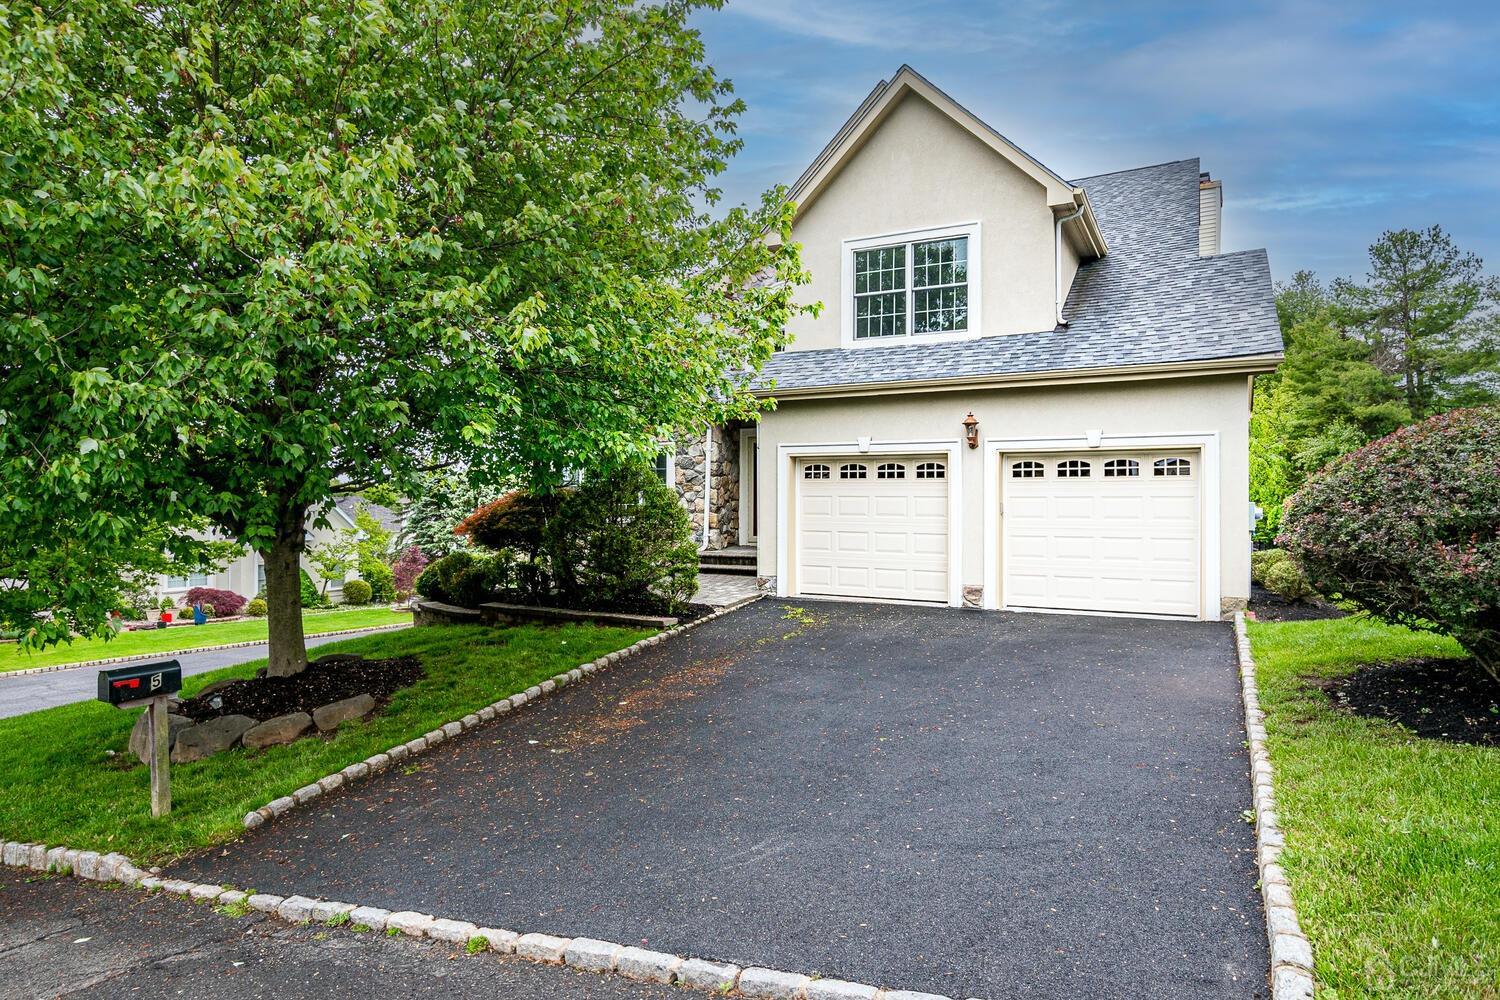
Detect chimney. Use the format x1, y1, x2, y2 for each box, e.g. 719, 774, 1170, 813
1199, 171, 1222, 256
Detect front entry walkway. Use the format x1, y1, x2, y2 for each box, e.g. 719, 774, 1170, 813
692, 572, 759, 607
171, 601, 1266, 999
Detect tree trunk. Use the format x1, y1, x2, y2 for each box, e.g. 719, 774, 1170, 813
263, 519, 309, 678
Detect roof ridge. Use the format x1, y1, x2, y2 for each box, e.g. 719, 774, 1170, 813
1070, 157, 1199, 184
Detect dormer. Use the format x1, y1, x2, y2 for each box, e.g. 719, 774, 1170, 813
780, 67, 1106, 353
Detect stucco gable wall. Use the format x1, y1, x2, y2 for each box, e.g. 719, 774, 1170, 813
784, 93, 1059, 352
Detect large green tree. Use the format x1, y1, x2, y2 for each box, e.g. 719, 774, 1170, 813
1, 1, 808, 674
1334, 226, 1500, 417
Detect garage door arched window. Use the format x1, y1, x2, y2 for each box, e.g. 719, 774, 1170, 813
876, 462, 907, 479
839, 463, 868, 480
1104, 458, 1140, 478
1011, 460, 1044, 478
915, 461, 946, 480
1057, 459, 1091, 478
1153, 457, 1192, 477
803, 463, 831, 480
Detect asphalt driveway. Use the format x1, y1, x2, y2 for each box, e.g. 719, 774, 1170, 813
171, 601, 1266, 999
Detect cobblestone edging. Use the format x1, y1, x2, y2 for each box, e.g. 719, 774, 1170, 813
0, 621, 413, 679
1234, 613, 1316, 1000
0, 836, 964, 1000
241, 596, 763, 831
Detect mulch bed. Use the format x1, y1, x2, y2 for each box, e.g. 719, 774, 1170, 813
1247, 583, 1347, 623
177, 654, 423, 723
1325, 658, 1500, 747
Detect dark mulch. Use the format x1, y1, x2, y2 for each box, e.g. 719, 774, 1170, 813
1246, 583, 1347, 623
177, 654, 424, 723
1327, 658, 1500, 747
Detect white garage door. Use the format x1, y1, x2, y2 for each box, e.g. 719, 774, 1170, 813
1003, 451, 1200, 617
797, 456, 949, 603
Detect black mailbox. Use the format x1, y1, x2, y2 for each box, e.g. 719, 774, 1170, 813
97, 660, 183, 706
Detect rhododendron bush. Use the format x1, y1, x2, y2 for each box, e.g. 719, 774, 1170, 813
1280, 407, 1500, 679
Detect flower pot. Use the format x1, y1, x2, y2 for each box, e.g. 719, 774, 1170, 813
146, 609, 161, 623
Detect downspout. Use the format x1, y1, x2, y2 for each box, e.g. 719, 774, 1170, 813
701, 425, 714, 550
1054, 198, 1086, 327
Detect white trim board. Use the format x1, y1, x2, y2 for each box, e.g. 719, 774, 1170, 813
980, 431, 1222, 620
775, 438, 964, 607
738, 427, 758, 545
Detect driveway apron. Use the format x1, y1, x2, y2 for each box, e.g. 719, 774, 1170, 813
170, 601, 1267, 1000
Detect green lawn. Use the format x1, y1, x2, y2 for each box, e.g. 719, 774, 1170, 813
0, 623, 650, 863
1, 607, 413, 672
1248, 615, 1500, 999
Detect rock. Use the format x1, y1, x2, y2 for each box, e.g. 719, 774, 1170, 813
313, 694, 376, 732
243, 712, 313, 749
171, 715, 257, 762
128, 711, 193, 763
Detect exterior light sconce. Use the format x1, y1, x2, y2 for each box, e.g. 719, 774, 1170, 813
963, 411, 980, 449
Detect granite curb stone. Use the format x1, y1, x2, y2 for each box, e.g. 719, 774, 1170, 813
1235, 613, 1316, 999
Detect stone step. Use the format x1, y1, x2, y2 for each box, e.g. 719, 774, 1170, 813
697, 561, 757, 577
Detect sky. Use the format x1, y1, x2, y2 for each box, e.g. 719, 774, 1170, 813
688, 0, 1500, 284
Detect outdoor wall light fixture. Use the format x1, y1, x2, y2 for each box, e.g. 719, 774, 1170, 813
963, 411, 979, 449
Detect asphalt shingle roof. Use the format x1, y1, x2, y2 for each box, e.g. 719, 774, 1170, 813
756, 158, 1282, 392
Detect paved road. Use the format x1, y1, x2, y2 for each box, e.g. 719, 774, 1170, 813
172, 601, 1267, 1000
0, 628, 408, 720
0, 868, 677, 1000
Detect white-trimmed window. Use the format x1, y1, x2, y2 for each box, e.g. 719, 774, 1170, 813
804, 463, 831, 480
165, 572, 210, 591
915, 461, 946, 480
839, 463, 868, 480
1104, 458, 1140, 478
876, 462, 906, 480
1011, 460, 1044, 478
844, 222, 980, 347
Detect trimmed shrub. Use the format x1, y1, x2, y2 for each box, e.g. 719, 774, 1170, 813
360, 557, 395, 603
341, 579, 373, 605
544, 463, 697, 614
1280, 406, 1500, 679
184, 586, 247, 618
1262, 558, 1313, 601
1250, 548, 1289, 586
391, 546, 429, 599
246, 597, 268, 617
414, 551, 504, 608
458, 490, 562, 599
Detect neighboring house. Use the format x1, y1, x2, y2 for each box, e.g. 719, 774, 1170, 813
155, 498, 404, 605
673, 66, 1282, 620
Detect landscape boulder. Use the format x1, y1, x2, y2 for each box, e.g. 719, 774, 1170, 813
313, 694, 376, 732
127, 711, 192, 764
243, 712, 313, 749
171, 714, 258, 762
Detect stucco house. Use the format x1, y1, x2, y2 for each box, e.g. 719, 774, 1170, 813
672, 66, 1282, 620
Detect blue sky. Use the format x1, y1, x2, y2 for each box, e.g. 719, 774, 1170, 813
690, 1, 1500, 283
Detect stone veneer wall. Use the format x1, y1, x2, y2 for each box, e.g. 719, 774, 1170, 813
673, 425, 741, 550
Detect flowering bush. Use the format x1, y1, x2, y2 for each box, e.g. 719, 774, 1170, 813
1279, 407, 1499, 679
391, 546, 429, 599
184, 586, 246, 618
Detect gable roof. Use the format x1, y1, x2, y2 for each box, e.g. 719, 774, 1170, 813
788, 66, 1106, 256
756, 158, 1283, 395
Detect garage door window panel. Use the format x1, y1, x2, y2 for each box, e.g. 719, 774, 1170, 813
916, 461, 946, 480
840, 463, 868, 480
1104, 459, 1139, 478
804, 463, 831, 480
877, 462, 907, 479
1154, 457, 1192, 477
1012, 461, 1044, 478
1057, 459, 1091, 478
